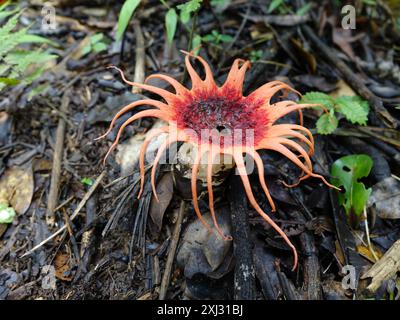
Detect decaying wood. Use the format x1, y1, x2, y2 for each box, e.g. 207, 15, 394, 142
361, 239, 400, 293
228, 174, 256, 300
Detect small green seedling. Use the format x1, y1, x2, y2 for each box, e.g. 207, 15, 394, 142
163, 0, 202, 44
82, 33, 109, 56
331, 154, 373, 224
116, 0, 141, 40
0, 202, 16, 224
249, 50, 262, 62
300, 92, 370, 135
81, 177, 94, 186
202, 29, 233, 45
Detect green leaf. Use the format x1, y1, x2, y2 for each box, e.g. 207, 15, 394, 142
249, 50, 262, 62
81, 177, 94, 186
117, 0, 141, 40
0, 77, 20, 85
296, 3, 312, 16
93, 42, 108, 53
202, 34, 215, 42
267, 0, 284, 13
19, 34, 57, 46
300, 91, 335, 110
177, 0, 202, 24
0, 204, 16, 224
331, 154, 373, 216
192, 34, 202, 54
165, 8, 178, 44
27, 83, 50, 101
81, 43, 92, 56
362, 0, 376, 6
219, 34, 233, 42
90, 33, 104, 44
335, 96, 369, 125
0, 3, 18, 21
0, 1, 11, 12
316, 111, 338, 135
0, 26, 28, 58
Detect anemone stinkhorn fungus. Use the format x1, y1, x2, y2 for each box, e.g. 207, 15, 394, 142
98, 51, 336, 270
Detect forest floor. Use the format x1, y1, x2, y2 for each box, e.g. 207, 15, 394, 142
0, 0, 400, 300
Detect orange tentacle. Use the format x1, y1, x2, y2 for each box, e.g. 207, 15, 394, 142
259, 140, 338, 189
95, 99, 168, 141
108, 66, 177, 103
244, 148, 276, 212
207, 150, 232, 240
150, 138, 176, 201
234, 151, 298, 271
137, 126, 169, 199
268, 103, 320, 124
145, 74, 189, 97
103, 110, 168, 164
221, 58, 251, 94
182, 52, 203, 90
181, 50, 216, 90
191, 146, 214, 233
263, 125, 314, 155
248, 81, 300, 104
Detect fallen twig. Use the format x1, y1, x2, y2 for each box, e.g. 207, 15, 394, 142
132, 19, 145, 94
159, 200, 186, 300
46, 91, 70, 225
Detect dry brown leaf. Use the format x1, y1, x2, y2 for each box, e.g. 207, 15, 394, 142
54, 252, 73, 281
149, 172, 174, 231
291, 37, 317, 73
332, 28, 365, 61
0, 163, 34, 215
330, 79, 356, 99
368, 176, 400, 219
357, 244, 382, 263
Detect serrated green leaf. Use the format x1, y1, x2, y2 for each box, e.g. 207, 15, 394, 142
335, 96, 369, 125
165, 8, 177, 44
0, 11, 21, 38
331, 154, 373, 217
0, 6, 18, 21
316, 112, 338, 135
177, 0, 202, 24
116, 0, 141, 40
0, 26, 28, 58
301, 91, 335, 110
